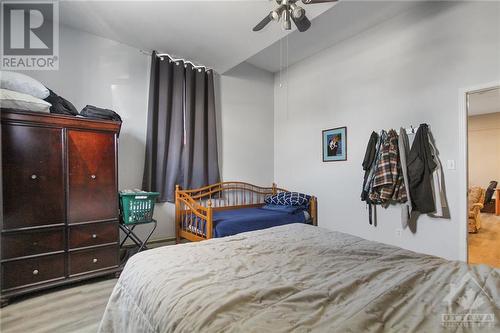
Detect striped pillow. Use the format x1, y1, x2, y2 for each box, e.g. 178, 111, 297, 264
265, 192, 311, 207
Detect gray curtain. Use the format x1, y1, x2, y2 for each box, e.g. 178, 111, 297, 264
143, 51, 220, 202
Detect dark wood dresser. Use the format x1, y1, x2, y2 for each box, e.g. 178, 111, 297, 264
1, 109, 121, 306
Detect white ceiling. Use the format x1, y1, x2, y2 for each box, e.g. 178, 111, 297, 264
59, 1, 420, 74
246, 1, 418, 72
469, 87, 500, 116
59, 0, 334, 73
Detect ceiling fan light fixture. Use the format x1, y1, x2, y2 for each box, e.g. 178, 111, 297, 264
290, 3, 305, 19
253, 0, 337, 32
281, 9, 291, 30
272, 4, 286, 21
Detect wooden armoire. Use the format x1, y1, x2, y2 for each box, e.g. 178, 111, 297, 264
1, 109, 122, 305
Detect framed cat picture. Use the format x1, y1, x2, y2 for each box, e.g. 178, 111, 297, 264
322, 127, 347, 162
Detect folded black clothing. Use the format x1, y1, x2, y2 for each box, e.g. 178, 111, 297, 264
44, 89, 79, 116
81, 105, 122, 122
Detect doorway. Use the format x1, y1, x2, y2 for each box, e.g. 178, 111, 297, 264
466, 86, 500, 267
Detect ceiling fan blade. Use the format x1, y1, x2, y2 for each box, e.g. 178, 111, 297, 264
253, 12, 273, 31
302, 0, 338, 4
292, 14, 311, 32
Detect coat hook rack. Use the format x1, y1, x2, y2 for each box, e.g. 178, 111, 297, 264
378, 125, 416, 135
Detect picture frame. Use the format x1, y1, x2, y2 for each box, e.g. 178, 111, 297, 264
322, 126, 347, 162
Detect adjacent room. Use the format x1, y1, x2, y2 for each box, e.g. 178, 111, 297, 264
467, 87, 500, 268
1, 1, 499, 332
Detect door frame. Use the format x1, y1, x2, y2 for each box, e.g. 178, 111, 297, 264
458, 81, 500, 262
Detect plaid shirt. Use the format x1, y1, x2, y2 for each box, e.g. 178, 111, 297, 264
369, 130, 407, 205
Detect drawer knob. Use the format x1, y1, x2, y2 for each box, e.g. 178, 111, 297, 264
92, 258, 98, 263
33, 269, 39, 275
31, 174, 37, 180
32, 241, 38, 246
91, 174, 96, 180
92, 234, 97, 239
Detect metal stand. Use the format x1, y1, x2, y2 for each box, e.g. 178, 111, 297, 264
119, 219, 157, 252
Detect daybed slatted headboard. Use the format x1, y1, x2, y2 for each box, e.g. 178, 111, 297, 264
175, 182, 317, 243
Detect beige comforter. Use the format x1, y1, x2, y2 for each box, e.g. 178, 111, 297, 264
99, 224, 499, 333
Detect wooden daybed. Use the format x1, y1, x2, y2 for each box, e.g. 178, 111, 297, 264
175, 182, 317, 242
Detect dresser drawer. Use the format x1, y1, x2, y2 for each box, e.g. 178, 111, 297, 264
69, 245, 119, 276
1, 254, 65, 291
69, 222, 118, 249
1, 228, 65, 260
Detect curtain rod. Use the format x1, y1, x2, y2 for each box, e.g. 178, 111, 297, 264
157, 53, 212, 72
140, 49, 212, 72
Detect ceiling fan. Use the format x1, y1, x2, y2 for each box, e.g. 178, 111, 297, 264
253, 0, 338, 33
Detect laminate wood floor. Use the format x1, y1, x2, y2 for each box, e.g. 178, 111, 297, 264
468, 213, 500, 268
0, 277, 117, 333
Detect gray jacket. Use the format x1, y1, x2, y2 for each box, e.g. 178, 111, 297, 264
398, 128, 412, 227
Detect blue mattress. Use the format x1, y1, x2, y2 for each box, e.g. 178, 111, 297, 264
213, 207, 308, 238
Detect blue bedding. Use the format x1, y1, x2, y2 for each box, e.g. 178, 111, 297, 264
213, 207, 308, 238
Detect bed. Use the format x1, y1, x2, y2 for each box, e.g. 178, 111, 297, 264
175, 182, 317, 242
99, 224, 499, 333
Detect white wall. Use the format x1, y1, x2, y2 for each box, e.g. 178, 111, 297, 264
274, 1, 500, 260
217, 62, 275, 186
18, 25, 275, 241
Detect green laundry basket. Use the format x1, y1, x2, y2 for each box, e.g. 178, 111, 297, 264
119, 190, 160, 224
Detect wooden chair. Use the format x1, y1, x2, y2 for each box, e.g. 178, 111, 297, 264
481, 181, 497, 214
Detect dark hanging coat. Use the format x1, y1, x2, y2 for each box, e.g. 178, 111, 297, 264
407, 124, 436, 213
361, 131, 379, 201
